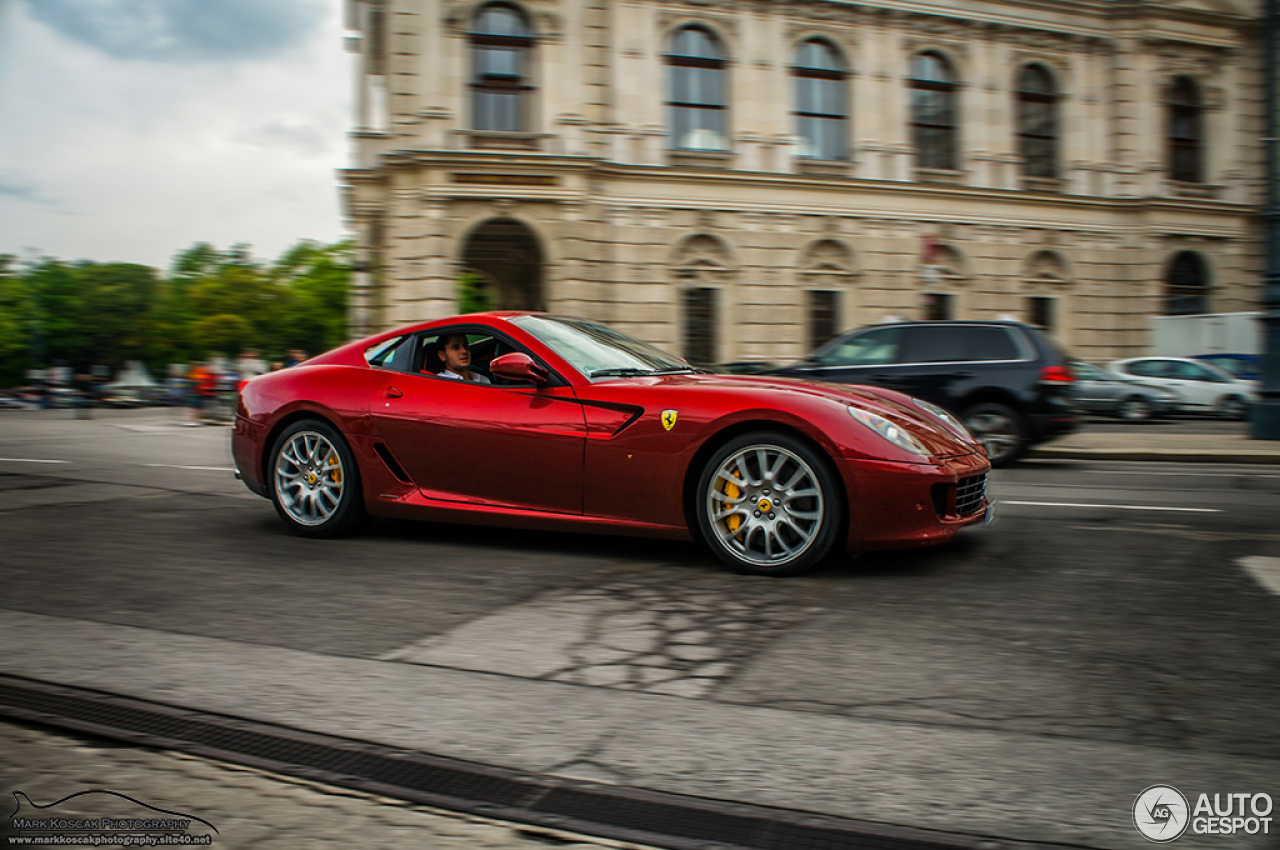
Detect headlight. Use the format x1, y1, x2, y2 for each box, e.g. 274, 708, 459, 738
912, 399, 974, 441
848, 406, 928, 457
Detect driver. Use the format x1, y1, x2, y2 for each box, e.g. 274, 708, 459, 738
436, 334, 491, 384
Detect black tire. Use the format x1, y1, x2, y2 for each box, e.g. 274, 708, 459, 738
1217, 395, 1248, 421
268, 419, 365, 537
1116, 396, 1153, 422
961, 402, 1028, 467
694, 432, 844, 576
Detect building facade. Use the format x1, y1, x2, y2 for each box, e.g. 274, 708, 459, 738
341, 0, 1264, 363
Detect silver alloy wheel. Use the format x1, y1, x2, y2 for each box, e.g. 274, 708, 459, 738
273, 429, 346, 527
1118, 397, 1152, 421
705, 444, 825, 568
965, 410, 1020, 462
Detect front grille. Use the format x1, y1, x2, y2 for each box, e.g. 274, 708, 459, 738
955, 474, 986, 516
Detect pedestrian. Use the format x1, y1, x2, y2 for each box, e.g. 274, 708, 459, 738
186, 361, 216, 426
73, 373, 95, 420
237, 349, 269, 379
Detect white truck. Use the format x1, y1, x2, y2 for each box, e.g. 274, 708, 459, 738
1149, 311, 1261, 356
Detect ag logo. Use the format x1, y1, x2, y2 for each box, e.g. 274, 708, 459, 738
1134, 785, 1190, 842
661, 410, 679, 431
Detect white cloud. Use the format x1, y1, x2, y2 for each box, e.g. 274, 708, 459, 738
0, 0, 352, 269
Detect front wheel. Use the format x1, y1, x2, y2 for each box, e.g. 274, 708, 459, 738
961, 402, 1028, 467
269, 419, 364, 537
1117, 396, 1153, 422
695, 433, 843, 576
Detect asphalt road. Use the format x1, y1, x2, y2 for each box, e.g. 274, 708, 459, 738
2, 408, 1279, 848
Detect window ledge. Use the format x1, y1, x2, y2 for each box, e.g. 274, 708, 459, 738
1165, 180, 1220, 199
457, 131, 551, 151
1021, 176, 1066, 193
666, 149, 737, 169
913, 167, 966, 185
796, 158, 853, 177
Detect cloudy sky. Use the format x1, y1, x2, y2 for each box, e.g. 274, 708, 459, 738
0, 0, 352, 270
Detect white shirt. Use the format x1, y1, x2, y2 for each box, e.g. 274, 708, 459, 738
440, 369, 490, 385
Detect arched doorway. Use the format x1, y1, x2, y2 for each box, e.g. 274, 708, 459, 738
459, 218, 545, 311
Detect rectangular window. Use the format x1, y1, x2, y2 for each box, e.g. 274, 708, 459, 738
922, 292, 952, 321
807, 291, 840, 350
1027, 296, 1054, 331
683, 288, 718, 366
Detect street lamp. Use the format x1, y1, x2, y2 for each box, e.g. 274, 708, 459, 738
1255, 0, 1280, 438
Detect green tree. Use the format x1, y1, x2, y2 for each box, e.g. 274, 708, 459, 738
190, 313, 254, 355
0, 256, 33, 385
457, 273, 492, 313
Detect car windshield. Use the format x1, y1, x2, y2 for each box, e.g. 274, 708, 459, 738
512, 315, 694, 379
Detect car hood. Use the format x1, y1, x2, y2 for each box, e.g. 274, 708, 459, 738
621, 372, 982, 458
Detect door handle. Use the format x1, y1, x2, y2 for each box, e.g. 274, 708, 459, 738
385, 386, 404, 399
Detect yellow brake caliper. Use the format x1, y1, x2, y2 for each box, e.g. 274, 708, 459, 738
721, 467, 742, 535
328, 453, 343, 485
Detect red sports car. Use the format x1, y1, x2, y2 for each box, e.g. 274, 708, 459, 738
233, 313, 992, 576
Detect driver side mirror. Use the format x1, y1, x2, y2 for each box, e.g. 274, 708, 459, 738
490, 352, 549, 386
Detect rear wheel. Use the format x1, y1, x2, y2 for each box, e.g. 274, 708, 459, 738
269, 419, 364, 537
1116, 396, 1153, 422
695, 432, 843, 576
961, 402, 1028, 467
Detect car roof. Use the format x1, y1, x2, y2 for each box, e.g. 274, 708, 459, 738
856, 320, 1036, 329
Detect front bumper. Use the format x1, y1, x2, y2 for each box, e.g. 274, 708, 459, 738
842, 451, 991, 550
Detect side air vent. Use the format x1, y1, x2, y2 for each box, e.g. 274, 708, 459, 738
372, 443, 412, 484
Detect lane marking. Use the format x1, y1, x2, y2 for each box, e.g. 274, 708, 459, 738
1082, 470, 1280, 479
1002, 500, 1220, 513
141, 464, 235, 472
1238, 556, 1280, 596
0, 458, 70, 464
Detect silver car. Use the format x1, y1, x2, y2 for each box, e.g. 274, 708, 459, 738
1070, 362, 1182, 421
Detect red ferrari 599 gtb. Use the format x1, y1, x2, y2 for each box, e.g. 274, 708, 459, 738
233, 313, 992, 576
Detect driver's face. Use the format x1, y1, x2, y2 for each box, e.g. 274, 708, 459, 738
440, 337, 471, 371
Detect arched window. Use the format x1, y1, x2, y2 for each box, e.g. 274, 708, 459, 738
1165, 251, 1209, 315
793, 39, 847, 161
666, 26, 727, 151
470, 4, 533, 132
909, 51, 957, 170
1016, 64, 1058, 179
1168, 77, 1204, 182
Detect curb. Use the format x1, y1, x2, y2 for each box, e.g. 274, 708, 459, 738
1029, 447, 1280, 464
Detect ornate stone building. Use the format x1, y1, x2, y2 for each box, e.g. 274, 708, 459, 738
341, 0, 1263, 363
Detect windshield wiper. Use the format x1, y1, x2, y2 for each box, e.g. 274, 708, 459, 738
588, 368, 658, 378
650, 367, 711, 375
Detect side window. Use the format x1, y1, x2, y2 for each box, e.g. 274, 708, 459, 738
416, 331, 496, 377
1177, 361, 1226, 382
813, 326, 902, 367
1073, 363, 1102, 380
1133, 361, 1169, 378
965, 328, 1022, 361
415, 330, 547, 387
365, 336, 406, 369
902, 326, 1022, 363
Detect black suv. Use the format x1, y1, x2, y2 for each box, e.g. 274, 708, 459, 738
769, 321, 1079, 466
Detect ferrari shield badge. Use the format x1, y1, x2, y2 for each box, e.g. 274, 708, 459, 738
661, 410, 679, 431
